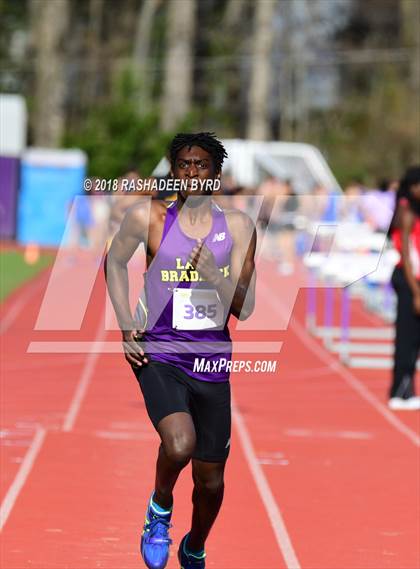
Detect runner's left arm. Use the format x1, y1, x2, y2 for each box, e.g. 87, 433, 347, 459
400, 204, 420, 314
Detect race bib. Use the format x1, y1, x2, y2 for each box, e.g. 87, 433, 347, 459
172, 288, 224, 330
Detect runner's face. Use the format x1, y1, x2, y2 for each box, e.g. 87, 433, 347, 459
409, 182, 420, 202
172, 146, 219, 199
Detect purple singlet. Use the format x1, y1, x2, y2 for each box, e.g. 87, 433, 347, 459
139, 200, 233, 382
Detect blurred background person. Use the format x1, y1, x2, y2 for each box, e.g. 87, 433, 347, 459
388, 166, 420, 410
89, 177, 112, 251
362, 178, 399, 233
272, 180, 300, 275
339, 181, 364, 223
67, 186, 94, 250
213, 173, 245, 210
256, 175, 286, 261
306, 184, 331, 222
109, 168, 142, 233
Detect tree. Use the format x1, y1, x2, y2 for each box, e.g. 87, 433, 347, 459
64, 77, 173, 179
132, 0, 162, 115
31, 0, 70, 147
246, 0, 276, 140
222, 0, 247, 28
83, 0, 105, 106
160, 0, 196, 131
400, 0, 420, 160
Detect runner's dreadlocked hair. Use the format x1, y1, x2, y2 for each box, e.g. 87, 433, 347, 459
169, 132, 228, 173
388, 165, 420, 237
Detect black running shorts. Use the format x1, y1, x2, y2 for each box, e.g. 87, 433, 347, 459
132, 361, 231, 462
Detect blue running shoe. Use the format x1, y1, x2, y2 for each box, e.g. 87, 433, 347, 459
141, 494, 172, 569
178, 534, 206, 568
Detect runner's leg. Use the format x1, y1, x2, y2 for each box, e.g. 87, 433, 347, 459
154, 412, 196, 509
188, 459, 226, 552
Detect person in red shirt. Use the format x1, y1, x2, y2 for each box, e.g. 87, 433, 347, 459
389, 166, 420, 410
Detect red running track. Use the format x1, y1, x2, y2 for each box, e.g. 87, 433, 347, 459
0, 256, 419, 569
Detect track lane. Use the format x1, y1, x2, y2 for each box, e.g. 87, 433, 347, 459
230, 267, 419, 569
2, 257, 419, 568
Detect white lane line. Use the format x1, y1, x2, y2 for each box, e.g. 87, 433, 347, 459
0, 271, 105, 531
295, 327, 420, 447
0, 426, 46, 531
0, 260, 72, 335
232, 396, 301, 569
62, 319, 106, 432
260, 280, 420, 448
0, 274, 47, 335
0, 273, 52, 531
284, 428, 374, 440
0, 295, 28, 334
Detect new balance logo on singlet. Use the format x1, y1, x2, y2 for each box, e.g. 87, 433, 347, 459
212, 232, 226, 242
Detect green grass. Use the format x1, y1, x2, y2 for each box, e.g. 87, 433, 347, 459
0, 250, 55, 302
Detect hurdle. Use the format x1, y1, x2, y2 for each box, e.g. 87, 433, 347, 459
303, 224, 400, 369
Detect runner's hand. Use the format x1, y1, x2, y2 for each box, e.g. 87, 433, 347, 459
122, 329, 148, 368
190, 239, 221, 284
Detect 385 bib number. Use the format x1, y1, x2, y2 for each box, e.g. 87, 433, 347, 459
172, 288, 224, 330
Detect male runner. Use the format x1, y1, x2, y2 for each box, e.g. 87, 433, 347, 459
106, 132, 256, 568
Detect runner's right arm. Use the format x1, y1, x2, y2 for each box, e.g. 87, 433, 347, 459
105, 204, 150, 366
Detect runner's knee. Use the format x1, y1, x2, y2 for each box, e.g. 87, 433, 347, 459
162, 432, 195, 466
193, 467, 225, 495
158, 412, 196, 466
